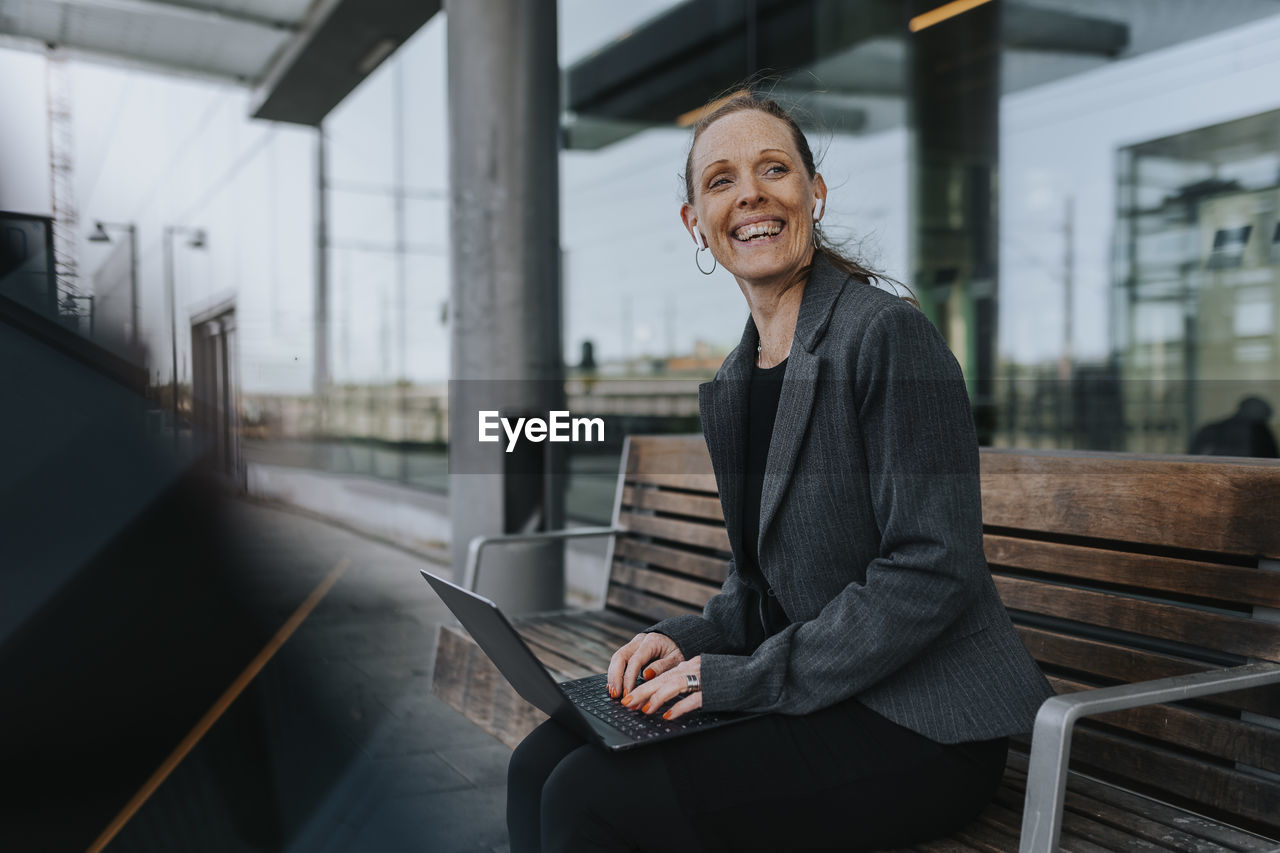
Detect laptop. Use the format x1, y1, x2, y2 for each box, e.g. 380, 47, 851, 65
422, 570, 761, 751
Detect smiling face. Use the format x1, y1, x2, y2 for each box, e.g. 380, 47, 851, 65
681, 109, 826, 290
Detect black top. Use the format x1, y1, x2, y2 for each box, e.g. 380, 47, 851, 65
741, 356, 790, 649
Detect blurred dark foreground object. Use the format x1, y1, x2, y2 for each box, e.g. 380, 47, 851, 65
0, 293, 303, 851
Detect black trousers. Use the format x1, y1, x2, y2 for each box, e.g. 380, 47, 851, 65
507, 698, 1008, 853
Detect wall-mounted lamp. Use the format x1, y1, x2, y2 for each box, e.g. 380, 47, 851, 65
164, 225, 208, 446
86, 219, 138, 347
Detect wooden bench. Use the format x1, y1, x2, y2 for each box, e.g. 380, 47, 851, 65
433, 435, 1280, 852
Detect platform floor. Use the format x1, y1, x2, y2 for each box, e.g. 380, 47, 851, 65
103, 497, 514, 853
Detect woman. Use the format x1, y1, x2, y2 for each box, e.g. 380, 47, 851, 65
507, 91, 1053, 853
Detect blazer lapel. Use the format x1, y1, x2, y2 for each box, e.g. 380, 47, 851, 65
698, 318, 756, 564
757, 255, 849, 560
757, 347, 819, 555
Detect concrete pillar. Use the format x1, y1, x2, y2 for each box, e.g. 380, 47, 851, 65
445, 0, 565, 613
907, 0, 1002, 444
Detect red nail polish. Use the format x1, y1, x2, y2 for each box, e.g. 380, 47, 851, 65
643, 668, 655, 680
662, 711, 672, 720
642, 703, 651, 713
622, 694, 632, 705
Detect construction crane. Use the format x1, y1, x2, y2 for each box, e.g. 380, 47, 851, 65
46, 45, 81, 322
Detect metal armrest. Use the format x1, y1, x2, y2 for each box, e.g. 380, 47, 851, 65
463, 527, 622, 591
1018, 661, 1280, 853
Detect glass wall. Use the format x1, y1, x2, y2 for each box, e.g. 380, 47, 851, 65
995, 9, 1280, 454
301, 0, 1280, 514
16, 1, 1279, 521
1110, 109, 1280, 454
555, 1, 1280, 463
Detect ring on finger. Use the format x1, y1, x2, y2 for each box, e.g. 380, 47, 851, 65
684, 673, 700, 694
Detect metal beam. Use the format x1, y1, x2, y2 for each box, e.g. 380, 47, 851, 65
43, 0, 294, 33
251, 0, 441, 126
567, 0, 840, 124
1004, 3, 1128, 57
564, 0, 1129, 134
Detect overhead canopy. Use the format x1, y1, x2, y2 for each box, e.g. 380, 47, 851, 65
4, 0, 1279, 137
249, 0, 442, 125
0, 0, 440, 126
563, 0, 1280, 147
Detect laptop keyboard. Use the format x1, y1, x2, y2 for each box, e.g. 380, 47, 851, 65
559, 673, 743, 741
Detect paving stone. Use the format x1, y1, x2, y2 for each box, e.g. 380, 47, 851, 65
349, 653, 435, 685
438, 742, 514, 787
347, 784, 509, 853
369, 751, 473, 796
366, 701, 502, 757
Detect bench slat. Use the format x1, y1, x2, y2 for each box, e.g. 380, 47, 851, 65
1000, 767, 1241, 853
618, 510, 732, 552
1071, 728, 1280, 837
531, 620, 618, 665
1003, 753, 1278, 852
514, 627, 596, 679
907, 840, 987, 853
985, 534, 1280, 610
979, 795, 1127, 853
1048, 675, 1280, 774
432, 623, 475, 710
990, 786, 1176, 852
488, 673, 549, 747
539, 618, 631, 660
953, 820, 1025, 853
606, 585, 702, 623
980, 450, 1280, 557
1058, 792, 1238, 853
435, 625, 545, 748
573, 611, 646, 644
517, 621, 614, 672
623, 471, 719, 491
995, 575, 1280, 662
1015, 626, 1280, 718
608, 561, 719, 610
967, 811, 1105, 853
613, 538, 730, 584
625, 435, 716, 479
582, 609, 651, 638
621, 485, 724, 522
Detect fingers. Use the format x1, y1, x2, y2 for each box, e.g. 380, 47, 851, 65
661, 690, 703, 721
641, 652, 681, 682
607, 633, 686, 700
621, 656, 701, 717
622, 635, 658, 695
606, 634, 646, 699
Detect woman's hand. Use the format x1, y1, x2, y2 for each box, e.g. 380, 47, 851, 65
621, 656, 703, 720
607, 632, 684, 699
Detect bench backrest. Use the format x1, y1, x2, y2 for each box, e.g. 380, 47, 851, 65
606, 436, 1280, 835
982, 449, 1280, 836
604, 435, 728, 621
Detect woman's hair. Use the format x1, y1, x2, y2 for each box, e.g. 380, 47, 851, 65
681, 89, 912, 302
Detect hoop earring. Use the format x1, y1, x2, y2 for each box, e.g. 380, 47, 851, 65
695, 246, 717, 275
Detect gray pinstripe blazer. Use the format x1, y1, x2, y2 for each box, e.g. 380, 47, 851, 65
647, 254, 1053, 744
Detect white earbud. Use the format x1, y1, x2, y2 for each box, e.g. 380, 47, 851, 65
693, 229, 708, 250
813, 198, 824, 220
